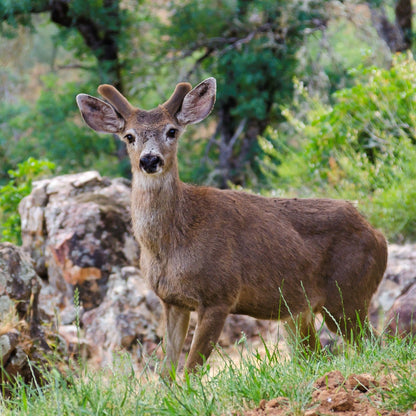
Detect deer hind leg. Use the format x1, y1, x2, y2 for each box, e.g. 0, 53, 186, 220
285, 310, 321, 352
185, 305, 229, 372
162, 303, 190, 377
323, 303, 372, 344
323, 277, 374, 344
324, 236, 386, 344
323, 271, 379, 344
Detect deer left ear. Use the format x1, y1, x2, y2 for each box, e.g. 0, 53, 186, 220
176, 78, 216, 125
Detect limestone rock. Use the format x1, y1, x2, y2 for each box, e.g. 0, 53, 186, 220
0, 243, 58, 394
19, 171, 140, 309
80, 266, 163, 365
0, 242, 41, 320
386, 282, 416, 336
370, 243, 416, 328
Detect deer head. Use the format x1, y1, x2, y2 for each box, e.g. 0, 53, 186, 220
76, 78, 216, 176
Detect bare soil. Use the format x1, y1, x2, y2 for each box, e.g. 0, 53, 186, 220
243, 370, 416, 416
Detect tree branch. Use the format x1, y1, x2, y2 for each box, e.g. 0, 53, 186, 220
0, 0, 51, 20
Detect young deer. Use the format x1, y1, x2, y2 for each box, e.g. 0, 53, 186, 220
76, 78, 388, 373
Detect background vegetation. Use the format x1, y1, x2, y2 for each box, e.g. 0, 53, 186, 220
1, 0, 415, 243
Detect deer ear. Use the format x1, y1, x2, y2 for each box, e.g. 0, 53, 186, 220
176, 77, 216, 125
76, 94, 125, 134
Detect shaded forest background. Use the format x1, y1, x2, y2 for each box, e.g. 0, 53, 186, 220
1, 0, 416, 242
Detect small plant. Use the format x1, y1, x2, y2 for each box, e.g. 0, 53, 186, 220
0, 157, 55, 244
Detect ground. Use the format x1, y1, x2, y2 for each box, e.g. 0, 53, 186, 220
243, 370, 416, 416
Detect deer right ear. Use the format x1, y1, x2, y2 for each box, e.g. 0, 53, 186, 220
176, 77, 216, 125
76, 94, 125, 134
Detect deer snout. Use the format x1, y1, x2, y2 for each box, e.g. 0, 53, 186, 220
140, 153, 164, 174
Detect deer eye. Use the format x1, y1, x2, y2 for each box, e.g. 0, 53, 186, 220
124, 134, 135, 144
166, 128, 177, 139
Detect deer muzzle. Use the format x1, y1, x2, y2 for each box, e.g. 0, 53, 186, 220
139, 154, 164, 174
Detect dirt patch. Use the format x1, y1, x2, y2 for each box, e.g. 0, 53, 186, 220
243, 370, 416, 416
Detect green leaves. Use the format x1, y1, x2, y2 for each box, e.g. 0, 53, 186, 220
273, 53, 416, 241
0, 157, 55, 244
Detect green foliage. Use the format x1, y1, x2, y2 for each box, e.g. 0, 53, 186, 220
0, 74, 126, 182
164, 0, 329, 186
267, 53, 416, 241
0, 0, 37, 30
0, 157, 55, 244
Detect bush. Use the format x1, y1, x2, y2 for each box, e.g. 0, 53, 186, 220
263, 53, 416, 241
0, 157, 55, 244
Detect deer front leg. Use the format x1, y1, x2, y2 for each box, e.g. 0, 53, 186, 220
162, 302, 190, 377
185, 305, 229, 371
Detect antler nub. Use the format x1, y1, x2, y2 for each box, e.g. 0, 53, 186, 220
161, 82, 192, 117
97, 84, 135, 119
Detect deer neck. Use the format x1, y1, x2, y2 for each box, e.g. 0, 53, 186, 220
131, 167, 183, 253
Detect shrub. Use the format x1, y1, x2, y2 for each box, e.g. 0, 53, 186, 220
0, 157, 55, 244
263, 53, 416, 241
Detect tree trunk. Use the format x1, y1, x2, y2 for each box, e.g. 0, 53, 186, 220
370, 0, 412, 53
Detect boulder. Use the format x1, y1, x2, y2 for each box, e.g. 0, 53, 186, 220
386, 282, 416, 336
0, 242, 41, 320
80, 266, 163, 366
369, 243, 416, 329
19, 171, 140, 309
0, 243, 57, 394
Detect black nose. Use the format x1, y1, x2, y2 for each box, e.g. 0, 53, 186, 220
140, 154, 163, 173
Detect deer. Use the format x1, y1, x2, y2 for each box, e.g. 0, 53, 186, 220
76, 77, 388, 375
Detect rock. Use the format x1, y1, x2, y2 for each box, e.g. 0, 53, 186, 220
386, 282, 416, 336
0, 244, 61, 395
58, 325, 90, 358
370, 243, 416, 329
0, 329, 20, 365
19, 171, 140, 309
19, 170, 416, 368
80, 267, 163, 365
0, 242, 42, 320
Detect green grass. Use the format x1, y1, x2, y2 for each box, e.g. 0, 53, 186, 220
1, 332, 416, 416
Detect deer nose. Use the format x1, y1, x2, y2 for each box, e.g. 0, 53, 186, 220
140, 154, 164, 174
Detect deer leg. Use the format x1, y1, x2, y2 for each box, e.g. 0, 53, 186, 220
162, 302, 190, 377
185, 305, 229, 372
285, 310, 320, 352
324, 307, 372, 344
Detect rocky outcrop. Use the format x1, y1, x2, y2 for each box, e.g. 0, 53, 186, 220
370, 244, 416, 332
0, 242, 41, 320
386, 282, 416, 336
0, 243, 55, 394
80, 266, 163, 366
19, 171, 140, 309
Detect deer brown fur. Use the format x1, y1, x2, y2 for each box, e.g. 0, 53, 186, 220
76, 78, 388, 374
